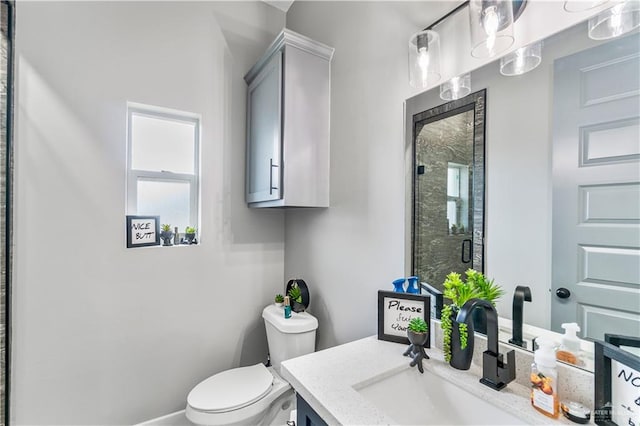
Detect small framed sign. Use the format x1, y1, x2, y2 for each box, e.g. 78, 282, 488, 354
377, 291, 431, 346
126, 215, 160, 248
594, 334, 640, 426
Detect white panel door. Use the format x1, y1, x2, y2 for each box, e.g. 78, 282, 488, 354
551, 33, 640, 340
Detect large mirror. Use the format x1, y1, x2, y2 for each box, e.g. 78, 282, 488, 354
406, 17, 640, 373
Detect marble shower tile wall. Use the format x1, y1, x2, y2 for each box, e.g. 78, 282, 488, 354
432, 320, 594, 410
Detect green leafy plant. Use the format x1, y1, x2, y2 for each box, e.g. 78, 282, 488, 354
274, 294, 284, 303
440, 269, 503, 362
161, 224, 172, 232
408, 317, 428, 334
288, 284, 303, 304
185, 226, 197, 234
465, 269, 505, 306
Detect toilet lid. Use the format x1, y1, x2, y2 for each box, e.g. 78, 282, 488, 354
187, 363, 273, 413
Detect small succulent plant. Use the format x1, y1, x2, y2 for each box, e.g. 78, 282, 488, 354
185, 226, 197, 234
288, 284, 302, 304
161, 224, 172, 232
408, 317, 428, 334
274, 294, 284, 303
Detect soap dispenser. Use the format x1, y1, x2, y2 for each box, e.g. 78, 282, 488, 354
557, 323, 581, 365
530, 337, 559, 419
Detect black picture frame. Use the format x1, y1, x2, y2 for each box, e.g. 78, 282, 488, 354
126, 215, 160, 248
377, 291, 431, 346
594, 334, 640, 426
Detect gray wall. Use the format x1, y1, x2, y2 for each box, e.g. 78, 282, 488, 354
13, 2, 285, 424
284, 1, 456, 349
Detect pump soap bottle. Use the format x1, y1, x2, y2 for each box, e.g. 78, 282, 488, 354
283, 296, 291, 319
557, 322, 580, 365
530, 337, 559, 418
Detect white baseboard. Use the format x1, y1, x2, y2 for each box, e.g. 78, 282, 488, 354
135, 409, 191, 426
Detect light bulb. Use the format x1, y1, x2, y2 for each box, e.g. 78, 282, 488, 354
450, 76, 460, 96
515, 48, 525, 70
483, 5, 500, 53
609, 3, 625, 36
418, 47, 430, 85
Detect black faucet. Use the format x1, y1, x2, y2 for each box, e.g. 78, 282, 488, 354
509, 285, 532, 349
456, 298, 516, 391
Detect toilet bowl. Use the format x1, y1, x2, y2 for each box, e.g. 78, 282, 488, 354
186, 364, 291, 426
185, 304, 318, 426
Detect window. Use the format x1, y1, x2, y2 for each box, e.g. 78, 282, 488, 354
127, 103, 200, 235
446, 162, 469, 232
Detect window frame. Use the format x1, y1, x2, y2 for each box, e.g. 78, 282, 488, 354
126, 103, 200, 233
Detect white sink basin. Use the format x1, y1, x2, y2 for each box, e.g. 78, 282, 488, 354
356, 367, 528, 425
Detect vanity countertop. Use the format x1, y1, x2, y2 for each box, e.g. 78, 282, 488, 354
281, 335, 587, 425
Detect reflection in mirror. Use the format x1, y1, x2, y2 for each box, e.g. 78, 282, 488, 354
412, 91, 486, 294
407, 18, 639, 373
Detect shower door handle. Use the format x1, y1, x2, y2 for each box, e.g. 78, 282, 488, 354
461, 239, 472, 263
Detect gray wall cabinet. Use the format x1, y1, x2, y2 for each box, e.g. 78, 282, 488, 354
244, 29, 334, 208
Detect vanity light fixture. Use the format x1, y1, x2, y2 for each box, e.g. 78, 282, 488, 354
563, 0, 610, 12
409, 0, 528, 89
588, 0, 640, 40
469, 0, 515, 58
440, 73, 471, 100
499, 41, 542, 76
409, 30, 441, 89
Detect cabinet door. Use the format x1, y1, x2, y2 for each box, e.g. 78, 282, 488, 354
246, 50, 282, 203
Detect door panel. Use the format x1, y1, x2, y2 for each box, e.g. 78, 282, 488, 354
551, 33, 640, 340
246, 51, 282, 203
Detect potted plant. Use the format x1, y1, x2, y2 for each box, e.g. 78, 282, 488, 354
288, 283, 305, 313
466, 269, 505, 335
160, 224, 174, 246
441, 269, 504, 370
184, 226, 197, 244
274, 294, 284, 307
404, 317, 430, 373
407, 317, 428, 346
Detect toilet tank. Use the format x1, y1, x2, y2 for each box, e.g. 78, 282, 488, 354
262, 304, 318, 374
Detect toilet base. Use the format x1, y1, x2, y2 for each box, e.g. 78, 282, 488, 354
186, 367, 291, 426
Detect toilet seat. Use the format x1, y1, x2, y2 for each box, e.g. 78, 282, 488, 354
187, 363, 273, 413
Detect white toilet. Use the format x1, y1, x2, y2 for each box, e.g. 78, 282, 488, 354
185, 304, 318, 426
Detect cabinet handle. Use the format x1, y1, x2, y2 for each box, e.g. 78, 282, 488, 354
269, 158, 279, 195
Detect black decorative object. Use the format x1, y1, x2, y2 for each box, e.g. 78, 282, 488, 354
286, 279, 310, 311
404, 329, 430, 373
449, 315, 474, 370
126, 216, 160, 248
594, 334, 640, 426
377, 291, 431, 345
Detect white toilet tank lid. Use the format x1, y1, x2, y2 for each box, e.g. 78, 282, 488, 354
187, 363, 273, 413
262, 304, 318, 333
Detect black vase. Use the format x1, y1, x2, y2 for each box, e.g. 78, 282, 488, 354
449, 316, 475, 370
292, 300, 305, 313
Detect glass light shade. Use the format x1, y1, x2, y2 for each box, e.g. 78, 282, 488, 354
563, 0, 610, 12
409, 29, 441, 89
469, 0, 515, 58
500, 41, 543, 76
588, 1, 640, 40
440, 74, 471, 101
